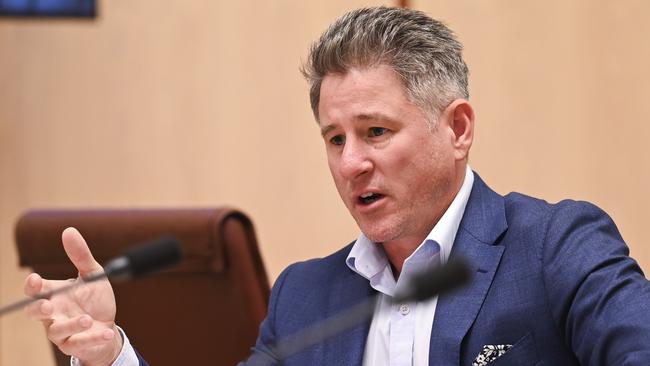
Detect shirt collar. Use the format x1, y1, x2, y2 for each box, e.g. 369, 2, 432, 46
346, 166, 475, 296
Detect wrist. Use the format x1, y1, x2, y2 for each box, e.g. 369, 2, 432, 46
109, 325, 124, 363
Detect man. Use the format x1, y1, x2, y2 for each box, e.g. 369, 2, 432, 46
25, 6, 650, 366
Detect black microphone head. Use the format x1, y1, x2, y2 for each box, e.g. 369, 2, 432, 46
393, 258, 472, 303
123, 236, 182, 278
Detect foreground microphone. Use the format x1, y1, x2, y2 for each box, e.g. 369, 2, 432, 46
0, 236, 182, 317
249, 258, 472, 365
92, 236, 182, 282
393, 258, 471, 303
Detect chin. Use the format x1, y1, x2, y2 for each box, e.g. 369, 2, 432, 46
358, 220, 402, 244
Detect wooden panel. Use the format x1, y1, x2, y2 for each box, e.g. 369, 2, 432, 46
1, 0, 649, 364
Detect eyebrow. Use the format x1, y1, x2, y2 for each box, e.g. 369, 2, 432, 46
319, 113, 395, 137
320, 124, 336, 137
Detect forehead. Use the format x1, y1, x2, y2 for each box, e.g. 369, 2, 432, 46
318, 65, 417, 126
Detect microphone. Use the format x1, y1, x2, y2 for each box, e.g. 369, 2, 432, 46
0, 236, 182, 317
98, 236, 182, 281
250, 258, 472, 365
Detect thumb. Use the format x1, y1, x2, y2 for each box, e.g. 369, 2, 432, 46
62, 227, 103, 277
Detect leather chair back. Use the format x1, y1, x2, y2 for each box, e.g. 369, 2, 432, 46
15, 208, 270, 366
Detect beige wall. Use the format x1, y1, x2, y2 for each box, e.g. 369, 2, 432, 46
1, 1, 649, 364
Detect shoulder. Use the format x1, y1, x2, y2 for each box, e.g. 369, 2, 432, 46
501, 191, 639, 297
495, 191, 628, 275
504, 191, 605, 217
502, 192, 616, 237
464, 173, 612, 246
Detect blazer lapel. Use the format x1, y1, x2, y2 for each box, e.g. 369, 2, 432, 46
429, 174, 507, 365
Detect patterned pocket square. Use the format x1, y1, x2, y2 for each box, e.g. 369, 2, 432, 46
472, 344, 513, 366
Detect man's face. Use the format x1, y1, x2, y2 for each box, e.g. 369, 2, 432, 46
318, 65, 465, 246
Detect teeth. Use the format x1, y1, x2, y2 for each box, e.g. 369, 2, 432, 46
360, 192, 374, 198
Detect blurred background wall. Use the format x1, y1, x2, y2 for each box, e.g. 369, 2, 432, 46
1, 0, 649, 364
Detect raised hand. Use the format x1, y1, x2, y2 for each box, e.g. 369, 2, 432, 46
24, 227, 122, 366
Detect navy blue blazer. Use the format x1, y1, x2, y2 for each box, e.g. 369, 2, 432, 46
137, 174, 650, 365
237, 174, 650, 365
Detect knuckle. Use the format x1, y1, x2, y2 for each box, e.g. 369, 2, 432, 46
49, 333, 65, 348
25, 300, 47, 319
61, 335, 81, 351
57, 343, 73, 356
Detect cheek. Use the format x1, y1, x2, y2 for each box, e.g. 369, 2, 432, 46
388, 143, 433, 174
392, 142, 450, 189
327, 156, 339, 181
327, 159, 348, 194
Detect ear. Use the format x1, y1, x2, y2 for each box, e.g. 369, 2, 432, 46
444, 99, 474, 161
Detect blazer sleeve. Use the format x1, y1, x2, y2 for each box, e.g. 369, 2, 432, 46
542, 200, 650, 365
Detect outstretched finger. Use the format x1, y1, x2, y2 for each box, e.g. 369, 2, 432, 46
48, 314, 93, 345
24, 273, 44, 297
62, 227, 103, 277
25, 299, 54, 321
58, 327, 116, 356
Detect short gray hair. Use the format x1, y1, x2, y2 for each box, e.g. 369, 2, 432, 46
301, 6, 469, 125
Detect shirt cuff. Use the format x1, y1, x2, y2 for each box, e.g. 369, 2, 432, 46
70, 326, 140, 366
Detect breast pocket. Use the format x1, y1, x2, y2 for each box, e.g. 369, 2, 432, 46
482, 332, 539, 366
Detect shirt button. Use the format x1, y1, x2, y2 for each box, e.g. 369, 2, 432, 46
399, 304, 410, 315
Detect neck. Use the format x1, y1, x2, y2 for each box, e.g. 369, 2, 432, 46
380, 238, 423, 276
382, 164, 468, 277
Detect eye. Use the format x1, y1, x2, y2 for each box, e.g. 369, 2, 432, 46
368, 127, 388, 137
330, 135, 345, 146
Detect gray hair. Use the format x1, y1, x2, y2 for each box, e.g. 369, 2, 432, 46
301, 6, 469, 125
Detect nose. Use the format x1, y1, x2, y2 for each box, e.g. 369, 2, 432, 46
338, 140, 373, 180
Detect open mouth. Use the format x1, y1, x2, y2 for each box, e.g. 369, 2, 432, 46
358, 192, 384, 205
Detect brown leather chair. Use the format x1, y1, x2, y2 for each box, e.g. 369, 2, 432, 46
15, 208, 270, 366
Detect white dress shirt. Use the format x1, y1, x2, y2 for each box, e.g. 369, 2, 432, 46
77, 166, 474, 366
346, 166, 474, 366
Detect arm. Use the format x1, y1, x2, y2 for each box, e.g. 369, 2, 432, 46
24, 227, 126, 366
543, 201, 650, 365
